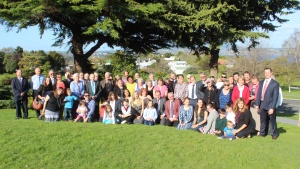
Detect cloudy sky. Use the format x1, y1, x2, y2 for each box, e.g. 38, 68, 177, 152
0, 10, 299, 52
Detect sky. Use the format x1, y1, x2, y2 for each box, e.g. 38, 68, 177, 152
0, 10, 300, 52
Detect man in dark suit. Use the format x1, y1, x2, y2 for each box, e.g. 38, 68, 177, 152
256, 68, 279, 140
153, 90, 166, 124
11, 69, 29, 119
100, 72, 114, 101
196, 72, 206, 99
85, 74, 102, 121
63, 71, 73, 89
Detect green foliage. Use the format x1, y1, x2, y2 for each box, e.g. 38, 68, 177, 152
183, 66, 199, 74
0, 74, 14, 86
47, 51, 66, 72
0, 51, 5, 73
0, 85, 13, 100
0, 110, 300, 168
3, 54, 18, 73
0, 100, 15, 109
100, 51, 137, 78
163, 52, 173, 58
40, 61, 52, 75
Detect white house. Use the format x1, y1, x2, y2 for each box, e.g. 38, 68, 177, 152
168, 61, 191, 74
136, 58, 157, 69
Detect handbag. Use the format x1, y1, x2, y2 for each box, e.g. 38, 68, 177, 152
32, 98, 43, 110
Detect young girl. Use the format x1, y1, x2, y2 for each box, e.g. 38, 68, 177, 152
103, 104, 115, 124
74, 101, 88, 123
143, 100, 157, 126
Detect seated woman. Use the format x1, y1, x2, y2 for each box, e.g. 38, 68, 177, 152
233, 98, 254, 138
153, 78, 168, 98
191, 99, 208, 131
115, 99, 137, 124
107, 92, 121, 118
131, 91, 144, 124
123, 89, 132, 105
177, 98, 194, 130
199, 103, 219, 134
143, 100, 158, 126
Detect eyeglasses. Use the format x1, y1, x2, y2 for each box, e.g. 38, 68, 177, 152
222, 76, 227, 78
224, 84, 230, 86
84, 95, 89, 97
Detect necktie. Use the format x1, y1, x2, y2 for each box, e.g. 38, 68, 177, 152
170, 101, 174, 117
19, 78, 22, 84
157, 99, 160, 112
192, 84, 195, 99
262, 80, 269, 101
91, 82, 95, 95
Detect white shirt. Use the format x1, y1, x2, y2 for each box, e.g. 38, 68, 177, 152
238, 85, 244, 98
188, 83, 197, 99
226, 111, 236, 124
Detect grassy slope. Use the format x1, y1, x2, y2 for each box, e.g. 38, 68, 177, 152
1, 109, 300, 169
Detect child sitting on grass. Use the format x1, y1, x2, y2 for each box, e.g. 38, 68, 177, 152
143, 100, 157, 126
74, 101, 88, 123
214, 109, 227, 136
103, 104, 115, 124
217, 121, 235, 140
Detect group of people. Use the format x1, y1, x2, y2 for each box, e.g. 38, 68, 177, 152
11, 67, 281, 140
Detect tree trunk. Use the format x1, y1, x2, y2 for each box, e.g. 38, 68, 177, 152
209, 48, 220, 78
71, 38, 92, 73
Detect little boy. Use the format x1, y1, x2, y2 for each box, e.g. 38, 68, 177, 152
64, 88, 77, 121
218, 121, 235, 140
214, 109, 227, 136
225, 103, 236, 125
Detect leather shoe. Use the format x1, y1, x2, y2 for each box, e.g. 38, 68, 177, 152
272, 136, 277, 140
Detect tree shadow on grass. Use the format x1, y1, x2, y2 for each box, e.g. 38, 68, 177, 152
278, 127, 287, 134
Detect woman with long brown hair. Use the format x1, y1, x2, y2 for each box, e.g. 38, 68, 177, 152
191, 99, 208, 131
233, 98, 254, 138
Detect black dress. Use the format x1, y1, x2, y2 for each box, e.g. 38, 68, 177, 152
236, 109, 254, 138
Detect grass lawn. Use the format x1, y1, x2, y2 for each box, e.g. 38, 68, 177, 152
282, 90, 300, 100
1, 109, 300, 168
277, 111, 299, 120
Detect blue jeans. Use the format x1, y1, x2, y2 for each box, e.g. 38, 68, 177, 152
103, 119, 113, 124
144, 120, 154, 126
64, 108, 73, 121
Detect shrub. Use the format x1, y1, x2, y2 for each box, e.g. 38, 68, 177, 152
183, 66, 199, 74
0, 100, 15, 109
0, 74, 15, 86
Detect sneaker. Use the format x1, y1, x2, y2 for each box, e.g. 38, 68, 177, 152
121, 120, 127, 124
229, 138, 233, 141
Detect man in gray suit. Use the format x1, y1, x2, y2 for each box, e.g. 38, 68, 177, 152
153, 90, 166, 124
256, 68, 279, 140
196, 72, 207, 100
85, 74, 102, 121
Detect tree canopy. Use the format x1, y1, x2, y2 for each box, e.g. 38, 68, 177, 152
1, 0, 299, 74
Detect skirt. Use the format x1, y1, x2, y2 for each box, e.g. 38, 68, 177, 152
45, 109, 59, 122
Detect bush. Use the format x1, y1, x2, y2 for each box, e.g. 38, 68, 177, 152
183, 66, 199, 74
0, 100, 15, 109
0, 85, 14, 100
0, 74, 15, 86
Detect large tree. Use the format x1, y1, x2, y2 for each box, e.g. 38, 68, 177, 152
166, 0, 299, 76
0, 0, 172, 72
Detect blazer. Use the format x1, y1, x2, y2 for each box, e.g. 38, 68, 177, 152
164, 99, 181, 119
231, 85, 250, 107
255, 79, 279, 110
196, 80, 205, 99
153, 97, 166, 116
11, 77, 29, 102
85, 81, 102, 101
199, 84, 218, 105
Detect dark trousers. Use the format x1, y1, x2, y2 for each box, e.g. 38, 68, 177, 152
260, 108, 278, 138
144, 120, 154, 126
116, 115, 133, 124
164, 118, 179, 127
33, 90, 40, 117
72, 100, 79, 119
189, 99, 197, 109
15, 99, 28, 118
93, 103, 99, 122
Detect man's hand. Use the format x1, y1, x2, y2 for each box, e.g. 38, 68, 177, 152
268, 109, 274, 115
160, 115, 164, 119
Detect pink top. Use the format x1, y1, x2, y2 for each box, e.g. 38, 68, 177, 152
56, 81, 66, 94
153, 85, 168, 98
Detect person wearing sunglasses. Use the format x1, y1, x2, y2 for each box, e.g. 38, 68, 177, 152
216, 80, 232, 109
81, 92, 96, 122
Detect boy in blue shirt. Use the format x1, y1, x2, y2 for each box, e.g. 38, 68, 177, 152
217, 121, 235, 140
64, 88, 78, 121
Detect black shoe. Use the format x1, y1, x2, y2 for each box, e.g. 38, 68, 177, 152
272, 136, 278, 140
16, 117, 21, 119
23, 117, 28, 119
